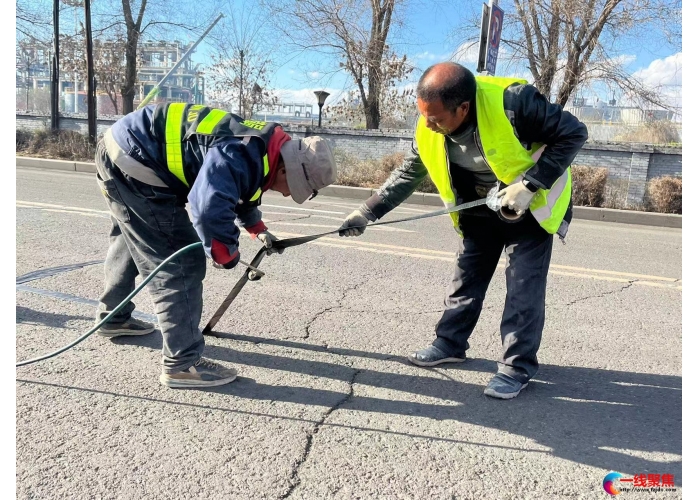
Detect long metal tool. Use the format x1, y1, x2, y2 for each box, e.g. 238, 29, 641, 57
202, 247, 268, 336
201, 197, 489, 336
137, 13, 224, 110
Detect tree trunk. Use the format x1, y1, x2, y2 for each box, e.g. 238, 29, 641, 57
365, 69, 381, 129
121, 31, 139, 114
109, 90, 119, 114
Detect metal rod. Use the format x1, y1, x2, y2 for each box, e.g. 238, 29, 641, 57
137, 13, 224, 110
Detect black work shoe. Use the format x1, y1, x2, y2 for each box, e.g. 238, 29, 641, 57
97, 317, 155, 338
407, 345, 466, 367
160, 358, 238, 388
483, 372, 528, 399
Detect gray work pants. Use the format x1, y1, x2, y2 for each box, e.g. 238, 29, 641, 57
94, 140, 206, 373
432, 211, 553, 383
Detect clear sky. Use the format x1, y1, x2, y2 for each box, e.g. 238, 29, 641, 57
190, 0, 682, 114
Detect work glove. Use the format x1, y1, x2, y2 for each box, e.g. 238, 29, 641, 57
256, 230, 284, 255
212, 251, 240, 270
497, 181, 537, 214
339, 207, 375, 237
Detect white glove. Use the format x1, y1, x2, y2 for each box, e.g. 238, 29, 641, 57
497, 182, 536, 214
257, 231, 284, 255
339, 210, 371, 237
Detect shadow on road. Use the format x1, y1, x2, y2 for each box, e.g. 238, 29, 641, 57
17, 323, 682, 485
16, 306, 91, 329
204, 332, 683, 485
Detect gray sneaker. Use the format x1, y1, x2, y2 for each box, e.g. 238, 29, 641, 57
160, 358, 238, 388
97, 317, 155, 338
407, 345, 466, 367
483, 373, 528, 399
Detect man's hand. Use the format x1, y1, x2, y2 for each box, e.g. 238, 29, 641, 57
257, 230, 284, 255
339, 210, 371, 237
497, 182, 537, 214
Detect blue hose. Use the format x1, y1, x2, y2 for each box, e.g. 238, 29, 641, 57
16, 242, 203, 367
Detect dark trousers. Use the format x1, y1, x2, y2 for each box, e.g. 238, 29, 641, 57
432, 210, 553, 383
94, 140, 206, 373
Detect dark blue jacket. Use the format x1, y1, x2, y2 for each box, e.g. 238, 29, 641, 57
110, 105, 268, 266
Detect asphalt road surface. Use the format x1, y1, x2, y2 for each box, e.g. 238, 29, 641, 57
16, 167, 682, 499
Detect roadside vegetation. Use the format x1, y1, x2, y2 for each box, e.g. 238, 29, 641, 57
15, 129, 681, 214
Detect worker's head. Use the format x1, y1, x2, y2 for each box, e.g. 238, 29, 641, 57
270, 136, 337, 203
416, 62, 476, 135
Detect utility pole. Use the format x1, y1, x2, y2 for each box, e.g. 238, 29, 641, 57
84, 0, 97, 143
239, 49, 244, 117
74, 6, 79, 113
50, 0, 60, 131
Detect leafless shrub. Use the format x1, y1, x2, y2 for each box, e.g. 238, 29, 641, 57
646, 176, 682, 214
334, 150, 438, 193
571, 165, 607, 207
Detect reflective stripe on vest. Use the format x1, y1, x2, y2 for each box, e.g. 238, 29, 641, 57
165, 103, 188, 187
249, 155, 270, 202
414, 117, 461, 234
415, 76, 572, 236
196, 109, 228, 134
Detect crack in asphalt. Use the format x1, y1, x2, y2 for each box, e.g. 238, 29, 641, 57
280, 368, 361, 499
565, 280, 638, 307
341, 307, 445, 316
267, 214, 313, 223
299, 281, 366, 340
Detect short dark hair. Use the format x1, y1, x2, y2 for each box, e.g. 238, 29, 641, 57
416, 62, 476, 112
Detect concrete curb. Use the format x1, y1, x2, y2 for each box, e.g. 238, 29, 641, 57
18, 156, 681, 228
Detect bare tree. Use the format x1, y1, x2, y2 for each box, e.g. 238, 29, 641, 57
205, 0, 278, 118
326, 67, 415, 128
264, 0, 410, 129
207, 53, 278, 118
88, 0, 214, 113
458, 0, 681, 110
16, 0, 53, 42
60, 32, 135, 114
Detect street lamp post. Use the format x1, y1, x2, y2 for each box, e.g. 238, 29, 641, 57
314, 90, 330, 127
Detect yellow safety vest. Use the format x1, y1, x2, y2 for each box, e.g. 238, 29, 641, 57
414, 76, 571, 236
156, 103, 276, 202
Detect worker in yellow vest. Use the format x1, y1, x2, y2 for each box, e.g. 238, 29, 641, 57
339, 62, 588, 399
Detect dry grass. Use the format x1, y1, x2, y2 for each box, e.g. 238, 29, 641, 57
571, 165, 607, 207
646, 176, 682, 214
601, 178, 631, 210
16, 129, 96, 162
615, 121, 681, 145
334, 150, 439, 194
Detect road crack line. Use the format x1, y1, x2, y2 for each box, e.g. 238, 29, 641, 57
299, 281, 365, 340
565, 280, 637, 307
280, 368, 361, 499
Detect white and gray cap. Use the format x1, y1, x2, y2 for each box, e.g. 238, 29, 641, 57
280, 136, 337, 204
